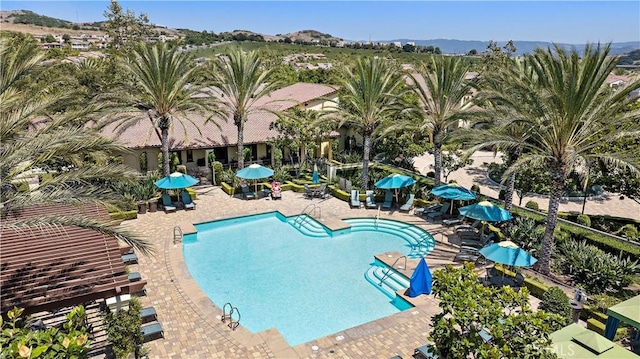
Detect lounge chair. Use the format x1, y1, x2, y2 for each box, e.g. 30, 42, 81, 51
454, 219, 481, 233
122, 253, 138, 265
141, 307, 157, 323
460, 233, 495, 248
414, 204, 442, 216
304, 184, 313, 199
365, 190, 378, 209
399, 193, 415, 212
141, 322, 164, 342
381, 190, 393, 209
454, 250, 481, 263
181, 191, 196, 210
442, 215, 464, 227
426, 202, 450, 221
128, 272, 142, 282
414, 342, 438, 358
350, 189, 361, 208
161, 193, 176, 213
240, 182, 255, 200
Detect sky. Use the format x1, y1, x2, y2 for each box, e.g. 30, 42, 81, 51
2, 1, 639, 44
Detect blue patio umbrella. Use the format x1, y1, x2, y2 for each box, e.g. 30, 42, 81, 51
479, 241, 538, 267
409, 257, 433, 297
236, 164, 275, 193
375, 174, 416, 203
312, 164, 319, 184
430, 183, 477, 214
459, 201, 513, 222
155, 172, 199, 190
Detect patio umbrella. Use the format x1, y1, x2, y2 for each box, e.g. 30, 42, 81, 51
479, 241, 538, 267
236, 164, 275, 193
312, 164, 319, 184
458, 201, 513, 237
375, 174, 416, 202
430, 183, 476, 214
409, 257, 432, 297
154, 172, 199, 190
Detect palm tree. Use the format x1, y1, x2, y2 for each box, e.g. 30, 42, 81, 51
0, 37, 152, 254
207, 49, 279, 169
334, 57, 408, 189
408, 56, 476, 186
104, 42, 214, 177
468, 43, 640, 274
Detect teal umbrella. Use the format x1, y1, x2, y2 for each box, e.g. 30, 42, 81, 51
375, 174, 416, 203
479, 241, 537, 267
236, 164, 275, 193
459, 201, 513, 222
431, 183, 476, 214
155, 172, 199, 189
312, 164, 319, 184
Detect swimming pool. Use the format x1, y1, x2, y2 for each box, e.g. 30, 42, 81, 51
183, 212, 435, 346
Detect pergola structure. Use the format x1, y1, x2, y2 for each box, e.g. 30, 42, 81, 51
1, 203, 146, 315
604, 295, 640, 345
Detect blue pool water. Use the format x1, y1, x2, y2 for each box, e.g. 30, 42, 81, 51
183, 212, 434, 346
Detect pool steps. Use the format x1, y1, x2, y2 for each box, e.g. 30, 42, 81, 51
287, 217, 436, 256
364, 264, 410, 300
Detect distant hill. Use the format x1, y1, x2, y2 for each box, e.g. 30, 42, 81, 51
383, 38, 640, 55
1, 10, 103, 31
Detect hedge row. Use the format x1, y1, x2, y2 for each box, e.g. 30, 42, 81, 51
511, 206, 640, 257
109, 210, 138, 221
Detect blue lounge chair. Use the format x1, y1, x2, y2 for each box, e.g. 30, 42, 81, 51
399, 193, 415, 212
161, 193, 176, 213
122, 253, 138, 265
181, 191, 195, 210
414, 342, 439, 358
128, 272, 141, 282
350, 189, 361, 208
240, 182, 255, 200
365, 190, 378, 209
381, 190, 393, 209
141, 322, 164, 342
140, 307, 157, 323
427, 202, 450, 220
414, 203, 442, 216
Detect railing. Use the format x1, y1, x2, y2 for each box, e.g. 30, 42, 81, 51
173, 226, 183, 244
221, 302, 241, 331
294, 204, 321, 226
379, 256, 407, 286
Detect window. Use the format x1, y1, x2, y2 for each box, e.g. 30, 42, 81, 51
186, 150, 193, 163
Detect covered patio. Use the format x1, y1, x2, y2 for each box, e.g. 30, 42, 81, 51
604, 295, 640, 352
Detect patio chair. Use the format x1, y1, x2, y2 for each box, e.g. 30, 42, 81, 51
460, 233, 495, 248
140, 307, 157, 323
399, 193, 415, 212
240, 182, 255, 200
381, 190, 393, 209
414, 342, 438, 359
122, 253, 138, 265
141, 322, 164, 342
181, 191, 196, 210
365, 190, 378, 209
442, 215, 464, 227
454, 250, 482, 263
304, 184, 314, 199
454, 219, 481, 233
161, 193, 176, 213
350, 189, 361, 208
426, 202, 450, 220
318, 183, 328, 199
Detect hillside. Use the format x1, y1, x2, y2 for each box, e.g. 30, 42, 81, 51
1, 10, 103, 31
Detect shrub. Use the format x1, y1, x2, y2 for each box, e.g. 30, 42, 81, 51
176, 164, 187, 174
273, 166, 293, 183
498, 189, 506, 200
503, 217, 543, 257
556, 239, 640, 294
219, 168, 237, 185
525, 200, 539, 210
213, 161, 223, 184
540, 287, 571, 323
576, 214, 591, 227
617, 224, 638, 239
103, 297, 143, 359
471, 184, 480, 193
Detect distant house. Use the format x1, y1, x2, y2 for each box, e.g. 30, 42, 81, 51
101, 83, 340, 174
606, 73, 630, 88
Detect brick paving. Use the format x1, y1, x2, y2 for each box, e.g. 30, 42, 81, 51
118, 188, 462, 359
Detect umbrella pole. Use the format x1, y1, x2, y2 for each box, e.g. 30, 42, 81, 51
254, 180, 258, 195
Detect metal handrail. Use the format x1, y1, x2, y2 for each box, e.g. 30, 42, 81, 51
379, 256, 407, 286
294, 204, 321, 226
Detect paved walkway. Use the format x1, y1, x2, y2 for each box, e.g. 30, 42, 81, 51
118, 189, 467, 359
413, 151, 640, 220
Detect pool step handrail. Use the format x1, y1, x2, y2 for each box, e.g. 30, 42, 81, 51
221, 302, 241, 331
173, 226, 183, 244
379, 256, 407, 286
294, 204, 321, 227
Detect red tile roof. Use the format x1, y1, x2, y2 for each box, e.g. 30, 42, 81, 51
101, 83, 338, 150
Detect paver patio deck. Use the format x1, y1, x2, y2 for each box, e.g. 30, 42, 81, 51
117, 187, 462, 359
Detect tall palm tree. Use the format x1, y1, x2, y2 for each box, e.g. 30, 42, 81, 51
408, 56, 476, 186
104, 42, 214, 177
0, 37, 152, 254
468, 43, 640, 274
207, 49, 279, 169
334, 57, 408, 190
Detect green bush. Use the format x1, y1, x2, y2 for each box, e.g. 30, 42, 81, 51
556, 239, 640, 294
103, 297, 143, 359
176, 164, 187, 174
109, 210, 138, 221
273, 166, 293, 183
617, 224, 638, 239
471, 184, 480, 193
525, 200, 539, 210
576, 214, 591, 227
213, 161, 223, 184
498, 189, 506, 200
539, 287, 571, 322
